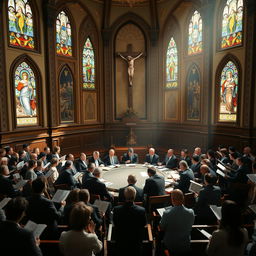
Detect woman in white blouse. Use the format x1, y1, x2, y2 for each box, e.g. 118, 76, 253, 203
47, 158, 59, 194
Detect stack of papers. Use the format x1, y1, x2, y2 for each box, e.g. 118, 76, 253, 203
125, 164, 136, 167
0, 198, 11, 209
52, 190, 70, 203
24, 220, 47, 238
93, 199, 110, 213
210, 205, 222, 220
189, 180, 203, 194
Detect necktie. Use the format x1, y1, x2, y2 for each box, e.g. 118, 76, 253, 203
95, 159, 99, 167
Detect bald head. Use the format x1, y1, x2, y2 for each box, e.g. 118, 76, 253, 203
124, 186, 136, 202
200, 164, 209, 175
149, 148, 155, 156
171, 189, 184, 206
127, 175, 137, 185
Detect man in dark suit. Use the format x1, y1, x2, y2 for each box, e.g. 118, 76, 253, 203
82, 162, 95, 187
174, 160, 194, 193
119, 175, 143, 202
55, 161, 79, 189
0, 197, 42, 256
88, 151, 105, 167
122, 148, 138, 164
180, 149, 192, 167
194, 173, 221, 224
113, 186, 147, 256
23, 143, 31, 162
104, 149, 119, 166
83, 168, 113, 202
143, 168, 165, 197
145, 148, 159, 165
162, 149, 178, 169
190, 155, 201, 178
26, 177, 64, 239
74, 153, 88, 173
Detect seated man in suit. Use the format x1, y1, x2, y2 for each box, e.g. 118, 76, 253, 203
145, 148, 159, 165
82, 162, 95, 187
193, 147, 202, 157
0, 197, 42, 256
190, 154, 201, 178
194, 173, 221, 224
174, 160, 194, 194
23, 143, 31, 162
113, 186, 147, 256
119, 175, 143, 202
104, 149, 119, 166
122, 148, 138, 164
26, 177, 65, 239
88, 151, 105, 167
83, 168, 113, 202
55, 161, 79, 189
75, 153, 88, 173
162, 149, 178, 169
160, 189, 195, 255
143, 168, 165, 198
180, 149, 192, 167
65, 154, 77, 174
51, 146, 61, 160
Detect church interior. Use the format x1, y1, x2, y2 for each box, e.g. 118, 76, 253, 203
0, 0, 256, 255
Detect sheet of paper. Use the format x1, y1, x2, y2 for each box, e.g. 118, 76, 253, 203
61, 160, 66, 167
0, 197, 11, 209
247, 174, 256, 183
140, 172, 148, 177
249, 204, 256, 214
198, 229, 212, 239
59, 155, 66, 161
24, 220, 47, 238
43, 162, 51, 169
73, 172, 83, 180
13, 179, 28, 190
216, 169, 225, 177
210, 205, 222, 220
217, 163, 226, 171
93, 199, 110, 213
157, 208, 166, 217
189, 180, 203, 194
13, 173, 21, 180
104, 181, 113, 187
44, 170, 54, 178
125, 164, 136, 167
17, 161, 25, 170
52, 190, 70, 203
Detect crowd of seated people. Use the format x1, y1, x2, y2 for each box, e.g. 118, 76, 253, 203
0, 143, 255, 255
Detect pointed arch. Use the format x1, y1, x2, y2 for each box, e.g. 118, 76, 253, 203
10, 55, 41, 127
186, 63, 201, 121
59, 65, 74, 123
56, 10, 72, 57
220, 0, 243, 49
188, 10, 203, 55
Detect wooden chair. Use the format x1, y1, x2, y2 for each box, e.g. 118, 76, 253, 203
40, 240, 62, 256
148, 194, 171, 217
184, 192, 195, 208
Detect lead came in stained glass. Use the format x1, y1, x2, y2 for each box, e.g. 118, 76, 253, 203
15, 62, 38, 126
166, 37, 178, 88
56, 11, 72, 57
221, 0, 243, 49
8, 0, 34, 49
188, 10, 203, 55
219, 61, 238, 122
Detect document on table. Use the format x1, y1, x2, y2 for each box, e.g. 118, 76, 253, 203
140, 172, 148, 177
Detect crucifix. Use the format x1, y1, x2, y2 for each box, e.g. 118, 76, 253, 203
117, 44, 144, 109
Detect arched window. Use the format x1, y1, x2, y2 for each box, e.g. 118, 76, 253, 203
56, 11, 72, 57
219, 61, 238, 122
166, 37, 178, 88
8, 0, 35, 49
187, 64, 200, 120
82, 38, 95, 89
14, 61, 38, 126
59, 66, 74, 123
221, 0, 243, 49
188, 10, 203, 55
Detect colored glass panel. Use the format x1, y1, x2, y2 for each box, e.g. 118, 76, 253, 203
219, 61, 238, 122
56, 11, 72, 57
8, 0, 34, 49
221, 0, 243, 49
15, 62, 38, 126
82, 38, 95, 89
188, 10, 203, 55
166, 37, 178, 88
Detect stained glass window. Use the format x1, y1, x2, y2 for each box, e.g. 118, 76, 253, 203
8, 0, 34, 49
219, 61, 238, 122
188, 10, 203, 55
82, 38, 95, 89
56, 11, 72, 57
221, 0, 243, 49
187, 65, 200, 120
166, 37, 178, 88
15, 62, 38, 126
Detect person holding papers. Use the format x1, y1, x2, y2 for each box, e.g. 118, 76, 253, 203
122, 147, 138, 164
0, 197, 42, 255
88, 151, 104, 167
23, 143, 31, 162
75, 153, 88, 173
144, 147, 159, 165
25, 159, 38, 181
59, 202, 103, 256
47, 158, 59, 190
82, 163, 95, 188
160, 189, 195, 255
51, 146, 61, 160
113, 186, 146, 256
207, 200, 248, 256
194, 173, 221, 224
180, 149, 192, 167
26, 177, 65, 239
190, 155, 201, 178
162, 149, 178, 169
174, 160, 194, 193
103, 149, 119, 166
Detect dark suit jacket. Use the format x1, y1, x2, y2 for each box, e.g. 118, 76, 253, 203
103, 155, 119, 166
0, 221, 42, 256
113, 202, 146, 254
145, 154, 159, 165
118, 184, 143, 202
26, 194, 62, 239
180, 156, 192, 167
194, 185, 221, 224
163, 155, 178, 169
143, 174, 165, 197
227, 165, 249, 184
88, 156, 104, 166
54, 168, 78, 189
74, 159, 88, 172
83, 177, 113, 202
191, 162, 201, 177
0, 175, 20, 198
174, 169, 195, 193
122, 153, 138, 164
81, 170, 94, 187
